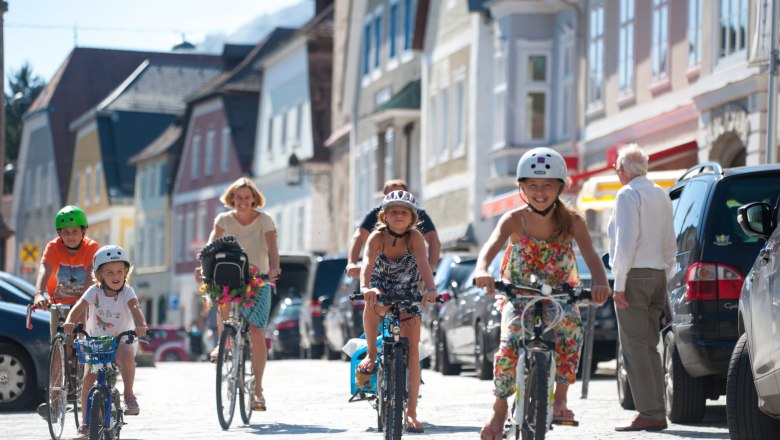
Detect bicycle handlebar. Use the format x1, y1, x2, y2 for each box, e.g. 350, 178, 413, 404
349, 291, 445, 304
73, 323, 142, 344
493, 279, 591, 304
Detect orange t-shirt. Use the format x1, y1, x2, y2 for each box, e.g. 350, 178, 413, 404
41, 237, 100, 305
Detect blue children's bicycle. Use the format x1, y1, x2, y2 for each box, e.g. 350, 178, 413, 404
73, 325, 138, 440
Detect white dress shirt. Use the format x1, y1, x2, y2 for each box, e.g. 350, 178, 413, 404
607, 175, 677, 291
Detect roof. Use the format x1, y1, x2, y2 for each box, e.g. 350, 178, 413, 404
23, 48, 223, 203
375, 79, 421, 112
129, 122, 182, 164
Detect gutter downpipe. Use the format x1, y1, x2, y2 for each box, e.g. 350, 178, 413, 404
766, 0, 778, 164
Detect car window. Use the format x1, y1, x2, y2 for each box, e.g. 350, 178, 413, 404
313, 258, 348, 299
708, 175, 780, 246
575, 254, 613, 278
450, 260, 477, 291
673, 180, 708, 251
278, 302, 302, 319
434, 257, 454, 291
462, 250, 505, 289
277, 260, 310, 298
0, 278, 33, 305
0, 272, 35, 296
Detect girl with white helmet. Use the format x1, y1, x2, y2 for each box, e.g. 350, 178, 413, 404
64, 245, 148, 438
357, 189, 437, 433
473, 148, 612, 440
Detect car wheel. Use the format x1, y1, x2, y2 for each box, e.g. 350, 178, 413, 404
162, 351, 180, 362
0, 342, 37, 411
310, 344, 324, 360
325, 343, 341, 361
727, 333, 780, 438
616, 342, 635, 410
474, 325, 493, 380
437, 331, 461, 376
664, 332, 706, 423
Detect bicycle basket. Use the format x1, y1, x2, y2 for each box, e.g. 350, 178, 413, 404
75, 337, 118, 364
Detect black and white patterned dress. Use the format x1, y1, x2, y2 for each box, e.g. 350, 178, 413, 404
370, 251, 420, 298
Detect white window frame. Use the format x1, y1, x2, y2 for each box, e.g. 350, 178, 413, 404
220, 126, 230, 173
587, 2, 605, 112
428, 91, 439, 166
618, 0, 635, 97
94, 163, 101, 204
185, 209, 195, 260
493, 35, 507, 150
452, 68, 466, 158
688, 0, 702, 68
85, 166, 92, 207
388, 0, 400, 69
402, 0, 417, 61
204, 129, 215, 176
73, 172, 80, 206
190, 133, 201, 180
373, 7, 384, 79
717, 0, 748, 63
558, 24, 574, 139
516, 42, 551, 144
651, 0, 669, 82
384, 128, 395, 181
362, 16, 373, 84
438, 84, 450, 163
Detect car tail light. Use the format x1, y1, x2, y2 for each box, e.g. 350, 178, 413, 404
311, 300, 322, 317
438, 292, 451, 301
275, 320, 297, 330
685, 263, 744, 301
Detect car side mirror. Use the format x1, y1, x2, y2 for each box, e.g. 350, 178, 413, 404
601, 253, 611, 270
737, 202, 774, 239
318, 296, 332, 310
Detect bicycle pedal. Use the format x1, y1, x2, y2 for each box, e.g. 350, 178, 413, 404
552, 419, 579, 427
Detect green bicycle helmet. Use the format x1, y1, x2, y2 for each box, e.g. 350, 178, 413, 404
55, 206, 88, 230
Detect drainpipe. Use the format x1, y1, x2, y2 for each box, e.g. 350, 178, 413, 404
766, 0, 778, 164
562, 0, 582, 176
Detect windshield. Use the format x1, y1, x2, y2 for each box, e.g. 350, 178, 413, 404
313, 258, 348, 299
708, 175, 780, 246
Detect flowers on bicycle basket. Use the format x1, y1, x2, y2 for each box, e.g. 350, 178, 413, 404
199, 266, 265, 309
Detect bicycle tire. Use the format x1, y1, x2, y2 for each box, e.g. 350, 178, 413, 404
521, 352, 549, 440
238, 337, 254, 424
111, 389, 123, 438
46, 336, 67, 440
216, 326, 238, 429
88, 388, 107, 440
71, 356, 84, 429
384, 344, 405, 440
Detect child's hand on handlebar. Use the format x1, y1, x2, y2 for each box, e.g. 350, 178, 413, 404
362, 287, 380, 306
473, 270, 495, 295
421, 291, 437, 306
63, 321, 75, 335
135, 324, 148, 337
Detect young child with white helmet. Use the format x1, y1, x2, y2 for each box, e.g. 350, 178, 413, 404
64, 245, 148, 439
473, 148, 612, 439
357, 189, 437, 433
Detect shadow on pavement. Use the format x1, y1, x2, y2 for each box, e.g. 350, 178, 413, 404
245, 423, 347, 435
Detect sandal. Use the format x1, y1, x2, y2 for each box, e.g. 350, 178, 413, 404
252, 394, 266, 411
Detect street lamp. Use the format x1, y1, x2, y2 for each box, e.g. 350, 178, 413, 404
286, 152, 303, 186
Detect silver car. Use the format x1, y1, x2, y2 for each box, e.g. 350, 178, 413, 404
728, 201, 780, 437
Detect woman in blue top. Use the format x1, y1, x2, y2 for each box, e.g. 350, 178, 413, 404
357, 190, 438, 433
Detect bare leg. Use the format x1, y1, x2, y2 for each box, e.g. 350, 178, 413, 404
553, 383, 574, 419
115, 345, 136, 397
80, 371, 96, 424
249, 325, 267, 397
480, 397, 508, 440
401, 316, 424, 430
358, 305, 384, 371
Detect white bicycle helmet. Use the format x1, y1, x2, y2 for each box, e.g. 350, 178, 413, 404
93, 245, 131, 270
382, 190, 417, 210
516, 147, 568, 182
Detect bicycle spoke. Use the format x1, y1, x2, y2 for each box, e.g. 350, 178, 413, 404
47, 337, 67, 440
216, 326, 238, 429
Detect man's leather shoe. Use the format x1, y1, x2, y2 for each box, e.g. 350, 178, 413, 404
615, 415, 668, 431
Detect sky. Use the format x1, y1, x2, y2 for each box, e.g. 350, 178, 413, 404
4, 0, 311, 86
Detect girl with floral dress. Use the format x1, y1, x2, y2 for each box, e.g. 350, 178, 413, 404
474, 148, 612, 440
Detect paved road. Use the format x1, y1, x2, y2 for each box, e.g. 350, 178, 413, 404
1, 360, 729, 439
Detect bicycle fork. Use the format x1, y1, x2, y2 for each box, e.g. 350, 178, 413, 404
512, 347, 556, 431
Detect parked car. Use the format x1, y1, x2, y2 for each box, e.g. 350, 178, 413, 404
576, 253, 617, 371
268, 297, 302, 359
724, 201, 780, 437
423, 254, 476, 371
655, 163, 780, 423
0, 271, 49, 411
323, 273, 363, 361
145, 325, 190, 362
281, 253, 347, 359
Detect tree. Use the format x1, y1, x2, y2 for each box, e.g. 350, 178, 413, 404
4, 63, 45, 194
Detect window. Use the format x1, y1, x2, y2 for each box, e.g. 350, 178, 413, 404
363, 20, 372, 76
384, 128, 395, 181
94, 163, 101, 203
295, 102, 303, 147
267, 116, 274, 154
439, 87, 449, 161
204, 130, 215, 176
191, 134, 200, 179
221, 127, 230, 173
688, 0, 702, 66
196, 203, 206, 242
176, 212, 184, 261
494, 37, 507, 148
48, 162, 56, 206
524, 52, 550, 142
526, 92, 546, 140
156, 218, 165, 266
618, 0, 635, 94
587, 4, 605, 108
185, 209, 195, 259
389, 1, 399, 61
453, 77, 466, 157
428, 94, 438, 164
719, 0, 747, 59
137, 226, 145, 267
651, 0, 669, 80
73, 172, 80, 206
374, 12, 383, 69
85, 166, 92, 206
280, 112, 288, 155
558, 26, 574, 138
403, 0, 416, 52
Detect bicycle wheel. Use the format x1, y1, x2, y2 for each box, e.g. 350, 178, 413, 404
71, 357, 84, 429
376, 363, 385, 432
111, 389, 123, 438
384, 344, 405, 440
88, 388, 108, 440
216, 326, 238, 429
46, 336, 67, 440
521, 352, 550, 440
238, 336, 254, 424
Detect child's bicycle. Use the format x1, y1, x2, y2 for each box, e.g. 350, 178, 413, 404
26, 303, 85, 440
214, 301, 255, 429
348, 290, 442, 440
72, 324, 138, 440
492, 278, 591, 440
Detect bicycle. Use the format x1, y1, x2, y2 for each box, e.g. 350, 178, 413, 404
215, 301, 255, 429
492, 278, 591, 440
349, 290, 442, 440
26, 303, 85, 440
72, 325, 137, 440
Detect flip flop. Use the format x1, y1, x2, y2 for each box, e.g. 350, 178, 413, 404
406, 424, 424, 433
552, 408, 579, 426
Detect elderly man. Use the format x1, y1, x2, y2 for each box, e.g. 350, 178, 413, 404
608, 144, 676, 432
